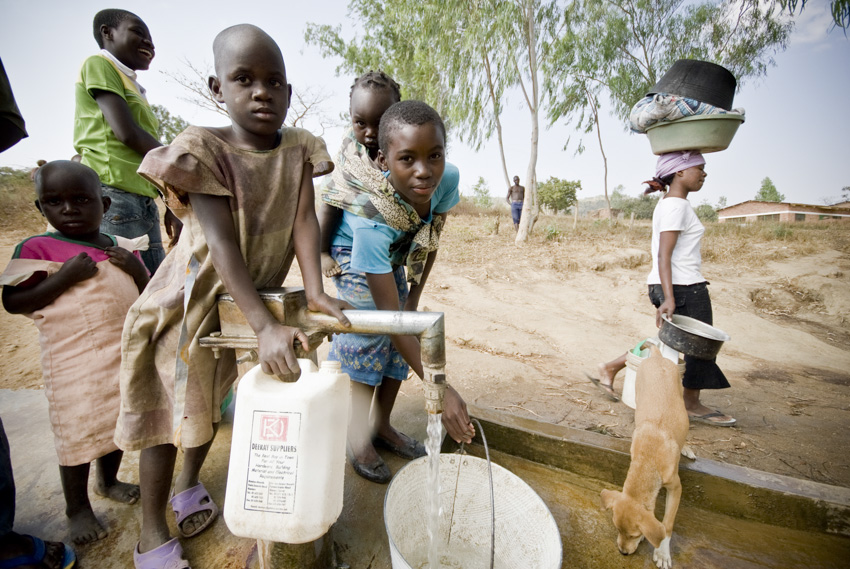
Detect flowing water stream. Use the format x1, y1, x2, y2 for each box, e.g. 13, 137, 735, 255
425, 413, 443, 569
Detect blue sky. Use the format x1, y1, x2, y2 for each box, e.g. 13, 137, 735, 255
1, 0, 847, 208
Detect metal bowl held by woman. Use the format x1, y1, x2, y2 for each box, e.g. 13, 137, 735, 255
659, 314, 730, 360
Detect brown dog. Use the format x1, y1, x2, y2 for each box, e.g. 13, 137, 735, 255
601, 343, 691, 569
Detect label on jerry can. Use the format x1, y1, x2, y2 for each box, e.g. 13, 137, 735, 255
243, 410, 302, 514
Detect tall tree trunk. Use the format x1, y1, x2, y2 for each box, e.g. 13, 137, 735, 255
515, 0, 540, 244
483, 52, 511, 191
586, 88, 612, 222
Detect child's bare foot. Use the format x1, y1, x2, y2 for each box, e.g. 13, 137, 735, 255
68, 509, 108, 545
321, 252, 342, 277
584, 363, 619, 401
596, 362, 616, 391
94, 479, 140, 504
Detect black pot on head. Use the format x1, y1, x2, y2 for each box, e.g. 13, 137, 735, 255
647, 59, 737, 110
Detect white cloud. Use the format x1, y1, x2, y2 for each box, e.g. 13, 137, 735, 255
790, 0, 836, 46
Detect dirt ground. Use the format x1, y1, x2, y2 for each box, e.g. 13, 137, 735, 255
1, 213, 849, 489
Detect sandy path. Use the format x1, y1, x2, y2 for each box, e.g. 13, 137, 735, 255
2, 218, 849, 487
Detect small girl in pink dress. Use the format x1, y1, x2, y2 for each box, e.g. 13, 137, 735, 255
0, 160, 149, 546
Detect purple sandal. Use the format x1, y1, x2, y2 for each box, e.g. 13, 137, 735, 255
134, 538, 189, 569
169, 483, 219, 538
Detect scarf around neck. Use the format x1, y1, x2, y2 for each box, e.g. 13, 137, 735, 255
323, 129, 443, 285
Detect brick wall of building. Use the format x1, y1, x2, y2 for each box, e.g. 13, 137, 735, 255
718, 201, 850, 223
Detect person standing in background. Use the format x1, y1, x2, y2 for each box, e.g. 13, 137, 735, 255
506, 175, 525, 231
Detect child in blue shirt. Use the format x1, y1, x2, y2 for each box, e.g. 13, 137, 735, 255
324, 100, 473, 483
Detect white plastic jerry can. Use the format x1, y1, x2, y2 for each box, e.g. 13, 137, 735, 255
224, 359, 350, 543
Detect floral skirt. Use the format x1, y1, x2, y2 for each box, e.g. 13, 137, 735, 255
328, 246, 410, 386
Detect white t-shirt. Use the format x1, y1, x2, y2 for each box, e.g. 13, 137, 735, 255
646, 196, 705, 285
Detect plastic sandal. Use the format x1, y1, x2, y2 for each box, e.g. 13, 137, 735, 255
689, 410, 736, 426
169, 483, 219, 538
373, 432, 426, 460
134, 538, 189, 569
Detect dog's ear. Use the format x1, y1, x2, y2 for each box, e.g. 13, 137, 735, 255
637, 510, 666, 547
647, 343, 661, 358
600, 489, 619, 511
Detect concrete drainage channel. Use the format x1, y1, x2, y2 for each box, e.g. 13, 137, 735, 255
441, 405, 850, 568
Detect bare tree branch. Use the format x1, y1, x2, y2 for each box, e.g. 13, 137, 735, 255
160, 58, 228, 118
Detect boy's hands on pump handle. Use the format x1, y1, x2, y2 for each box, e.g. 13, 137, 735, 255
256, 323, 309, 381
656, 297, 676, 328
442, 385, 475, 444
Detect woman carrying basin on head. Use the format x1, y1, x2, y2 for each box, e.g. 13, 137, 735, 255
590, 150, 735, 426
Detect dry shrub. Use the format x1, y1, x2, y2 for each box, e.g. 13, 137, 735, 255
0, 167, 43, 237
449, 197, 502, 217
703, 221, 849, 266
439, 213, 844, 279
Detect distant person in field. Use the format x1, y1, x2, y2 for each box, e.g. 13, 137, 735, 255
74, 8, 182, 274
506, 175, 525, 231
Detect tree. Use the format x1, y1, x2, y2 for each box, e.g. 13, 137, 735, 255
305, 0, 560, 244
561, 0, 793, 123
755, 177, 784, 202
161, 60, 339, 134
471, 176, 494, 208
152, 105, 190, 145
538, 177, 581, 213
716, 196, 728, 209
546, 0, 792, 221
306, 0, 519, 191
776, 0, 850, 30
695, 201, 719, 222
627, 194, 661, 219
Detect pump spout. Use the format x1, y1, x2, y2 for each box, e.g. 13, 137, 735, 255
293, 307, 448, 414
200, 288, 449, 415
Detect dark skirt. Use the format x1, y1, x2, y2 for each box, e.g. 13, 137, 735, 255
647, 282, 731, 391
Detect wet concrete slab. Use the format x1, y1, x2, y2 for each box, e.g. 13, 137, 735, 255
3, 384, 849, 568
0, 383, 425, 569
447, 405, 850, 537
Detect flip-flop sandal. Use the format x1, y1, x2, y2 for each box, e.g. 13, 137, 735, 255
373, 432, 426, 460
134, 538, 190, 569
346, 444, 391, 484
0, 536, 75, 569
583, 372, 619, 402
169, 483, 219, 538
689, 411, 736, 427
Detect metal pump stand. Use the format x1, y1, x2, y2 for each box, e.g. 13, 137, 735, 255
200, 287, 448, 569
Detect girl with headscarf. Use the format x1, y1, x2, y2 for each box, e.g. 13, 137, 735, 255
588, 151, 735, 426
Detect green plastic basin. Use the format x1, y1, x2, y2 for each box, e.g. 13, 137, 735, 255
646, 114, 744, 155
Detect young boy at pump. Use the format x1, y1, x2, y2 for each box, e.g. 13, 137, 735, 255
74, 9, 181, 274
1, 161, 149, 547
114, 24, 350, 568
323, 100, 474, 484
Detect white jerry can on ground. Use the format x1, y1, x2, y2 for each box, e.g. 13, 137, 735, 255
224, 359, 350, 543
